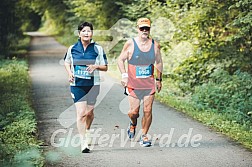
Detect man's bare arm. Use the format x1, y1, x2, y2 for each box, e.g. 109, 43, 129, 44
154, 42, 163, 92
117, 40, 131, 87
155, 42, 163, 79
117, 40, 131, 74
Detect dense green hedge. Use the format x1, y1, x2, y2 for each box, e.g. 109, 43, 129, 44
192, 69, 252, 125
156, 75, 252, 149
0, 59, 44, 166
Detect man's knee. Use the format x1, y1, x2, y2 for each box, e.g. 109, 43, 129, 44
143, 109, 152, 116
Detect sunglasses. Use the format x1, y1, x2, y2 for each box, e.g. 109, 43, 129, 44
139, 27, 150, 31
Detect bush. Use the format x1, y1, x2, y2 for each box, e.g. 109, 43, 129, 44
192, 69, 252, 125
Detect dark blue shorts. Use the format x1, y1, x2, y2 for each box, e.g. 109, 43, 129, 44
70, 85, 100, 104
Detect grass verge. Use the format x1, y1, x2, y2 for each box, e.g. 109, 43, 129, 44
0, 38, 44, 166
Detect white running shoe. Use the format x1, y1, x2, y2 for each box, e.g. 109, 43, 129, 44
81, 140, 90, 153
139, 134, 152, 147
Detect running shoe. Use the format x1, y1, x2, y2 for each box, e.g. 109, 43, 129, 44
127, 122, 137, 139
81, 140, 90, 153
139, 134, 152, 147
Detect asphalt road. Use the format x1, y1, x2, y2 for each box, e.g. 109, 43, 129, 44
28, 33, 252, 167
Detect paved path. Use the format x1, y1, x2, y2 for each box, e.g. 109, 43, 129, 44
28, 33, 252, 167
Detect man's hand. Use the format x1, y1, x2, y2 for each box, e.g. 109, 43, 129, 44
156, 81, 162, 93
121, 73, 128, 87
121, 77, 128, 87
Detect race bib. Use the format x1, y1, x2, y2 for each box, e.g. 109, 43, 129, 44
74, 65, 93, 79
136, 65, 152, 78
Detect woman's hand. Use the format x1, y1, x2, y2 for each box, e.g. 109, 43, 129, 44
86, 64, 97, 73
68, 72, 74, 82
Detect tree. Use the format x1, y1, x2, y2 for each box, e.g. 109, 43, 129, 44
0, 0, 41, 58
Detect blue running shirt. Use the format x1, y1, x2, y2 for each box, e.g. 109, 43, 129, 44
64, 39, 108, 86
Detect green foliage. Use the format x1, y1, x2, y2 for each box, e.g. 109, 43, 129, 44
64, 0, 105, 29
161, 0, 252, 93
172, 51, 215, 92
36, 0, 135, 39
63, 0, 131, 29
0, 60, 44, 166
229, 0, 252, 56
0, 0, 41, 58
192, 69, 252, 125
118, 0, 151, 20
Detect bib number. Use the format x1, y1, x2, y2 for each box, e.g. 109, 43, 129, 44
74, 65, 93, 79
136, 65, 152, 78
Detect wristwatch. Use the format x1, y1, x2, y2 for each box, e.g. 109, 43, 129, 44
156, 78, 162, 82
